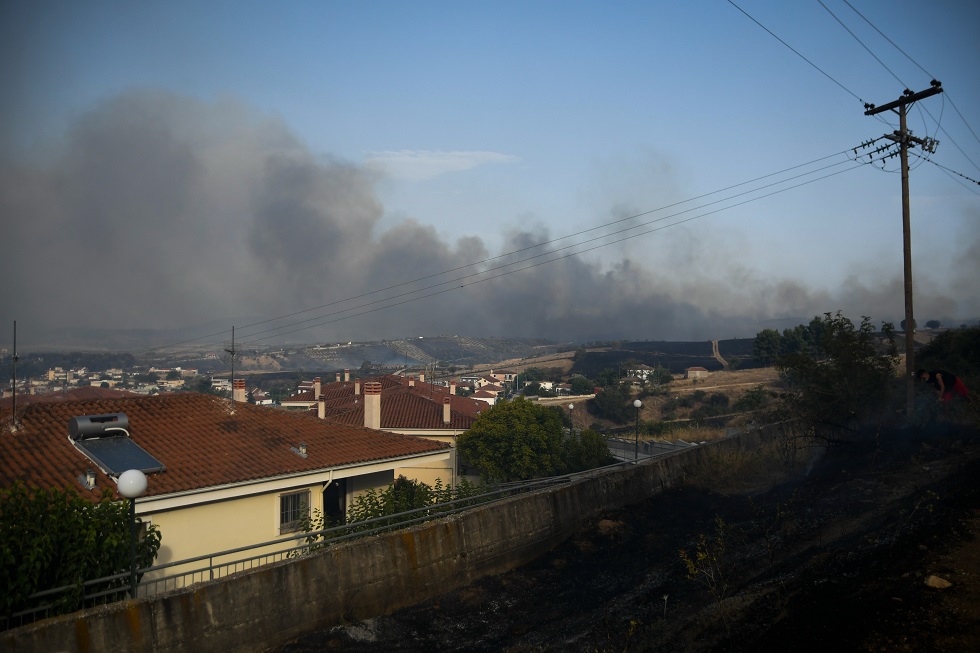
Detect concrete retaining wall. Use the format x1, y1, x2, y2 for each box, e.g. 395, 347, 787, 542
2, 426, 777, 653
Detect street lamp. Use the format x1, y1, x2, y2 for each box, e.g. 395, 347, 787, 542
633, 399, 642, 463
117, 469, 147, 599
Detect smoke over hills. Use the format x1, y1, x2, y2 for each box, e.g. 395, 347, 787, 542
1, 91, 975, 350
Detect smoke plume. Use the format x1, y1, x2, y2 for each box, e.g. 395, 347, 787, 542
0, 90, 975, 350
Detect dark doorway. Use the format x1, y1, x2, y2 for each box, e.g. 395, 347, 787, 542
323, 479, 346, 524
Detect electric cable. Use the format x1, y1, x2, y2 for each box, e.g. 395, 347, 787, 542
235, 160, 877, 346
150, 144, 877, 354
841, 0, 980, 150
726, 0, 865, 104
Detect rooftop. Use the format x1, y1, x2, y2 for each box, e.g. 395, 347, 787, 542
1, 393, 449, 501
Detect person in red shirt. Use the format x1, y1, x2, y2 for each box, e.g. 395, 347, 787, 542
917, 369, 969, 409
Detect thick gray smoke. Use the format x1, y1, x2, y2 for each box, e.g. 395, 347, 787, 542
0, 91, 974, 349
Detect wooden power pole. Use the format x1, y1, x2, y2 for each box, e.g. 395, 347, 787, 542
864, 81, 942, 418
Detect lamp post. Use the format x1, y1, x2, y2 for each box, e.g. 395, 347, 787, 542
117, 469, 147, 599
633, 399, 642, 463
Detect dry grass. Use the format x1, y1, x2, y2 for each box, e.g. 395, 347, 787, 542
686, 434, 824, 496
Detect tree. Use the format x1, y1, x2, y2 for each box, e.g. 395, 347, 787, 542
647, 365, 673, 386
916, 326, 979, 384
595, 367, 619, 387
522, 382, 542, 396
457, 398, 567, 482
569, 376, 594, 395
925, 320, 942, 329
591, 381, 633, 423
165, 370, 181, 381
753, 329, 781, 366
780, 325, 809, 356
0, 483, 162, 620
777, 312, 898, 442
564, 428, 615, 472
900, 318, 916, 332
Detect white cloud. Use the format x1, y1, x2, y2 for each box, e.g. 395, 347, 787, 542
364, 149, 519, 182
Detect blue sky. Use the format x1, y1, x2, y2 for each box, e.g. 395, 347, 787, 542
1, 1, 978, 347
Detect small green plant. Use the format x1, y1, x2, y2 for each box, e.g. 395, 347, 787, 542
678, 516, 743, 603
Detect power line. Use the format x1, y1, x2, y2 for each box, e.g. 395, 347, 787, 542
214, 149, 894, 351
839, 0, 980, 169
227, 154, 879, 348
817, 0, 906, 88
232, 159, 879, 346
909, 151, 980, 193
151, 145, 872, 355
726, 0, 865, 104
229, 156, 865, 347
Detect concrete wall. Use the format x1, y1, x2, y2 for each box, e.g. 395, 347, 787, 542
2, 426, 776, 653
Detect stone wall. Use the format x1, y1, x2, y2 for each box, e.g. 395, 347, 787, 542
2, 426, 776, 653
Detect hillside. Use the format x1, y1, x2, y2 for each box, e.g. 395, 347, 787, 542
281, 425, 980, 652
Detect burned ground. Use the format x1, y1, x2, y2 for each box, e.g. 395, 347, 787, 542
279, 423, 978, 652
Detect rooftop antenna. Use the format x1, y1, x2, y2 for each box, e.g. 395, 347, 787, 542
224, 326, 237, 415
10, 321, 19, 431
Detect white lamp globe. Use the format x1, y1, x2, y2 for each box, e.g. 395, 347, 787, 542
633, 399, 642, 409
117, 469, 147, 499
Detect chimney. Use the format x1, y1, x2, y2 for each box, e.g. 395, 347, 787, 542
449, 379, 456, 395
443, 396, 452, 425
419, 371, 425, 383
318, 394, 325, 419
408, 375, 415, 387
335, 371, 341, 383
313, 377, 321, 399
354, 379, 361, 395
233, 379, 247, 403
344, 369, 350, 382
364, 382, 382, 430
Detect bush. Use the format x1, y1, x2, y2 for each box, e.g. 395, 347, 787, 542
777, 312, 898, 442
0, 483, 161, 620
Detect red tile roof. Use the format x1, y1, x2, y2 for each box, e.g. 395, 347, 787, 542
0, 386, 140, 414
286, 374, 484, 429
0, 393, 449, 501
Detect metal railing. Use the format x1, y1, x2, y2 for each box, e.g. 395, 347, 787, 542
2, 462, 642, 632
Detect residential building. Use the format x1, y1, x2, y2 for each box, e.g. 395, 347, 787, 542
685, 366, 710, 380
0, 393, 452, 583
282, 374, 484, 484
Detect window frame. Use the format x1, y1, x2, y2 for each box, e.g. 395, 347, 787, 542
278, 489, 311, 535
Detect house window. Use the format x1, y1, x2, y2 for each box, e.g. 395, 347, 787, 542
279, 490, 310, 534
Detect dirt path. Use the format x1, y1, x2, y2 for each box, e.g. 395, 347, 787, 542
711, 339, 727, 369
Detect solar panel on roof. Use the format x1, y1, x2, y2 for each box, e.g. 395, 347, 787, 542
68, 413, 166, 477
74, 436, 166, 476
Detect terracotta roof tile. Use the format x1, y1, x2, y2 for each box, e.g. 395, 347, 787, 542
0, 386, 140, 413
312, 375, 482, 430
1, 393, 448, 501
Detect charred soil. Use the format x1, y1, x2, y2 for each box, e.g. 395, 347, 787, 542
280, 425, 979, 652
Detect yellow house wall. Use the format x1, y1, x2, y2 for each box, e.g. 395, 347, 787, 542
133, 453, 450, 593
385, 430, 458, 487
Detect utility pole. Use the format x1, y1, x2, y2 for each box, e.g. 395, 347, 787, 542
864, 81, 942, 418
